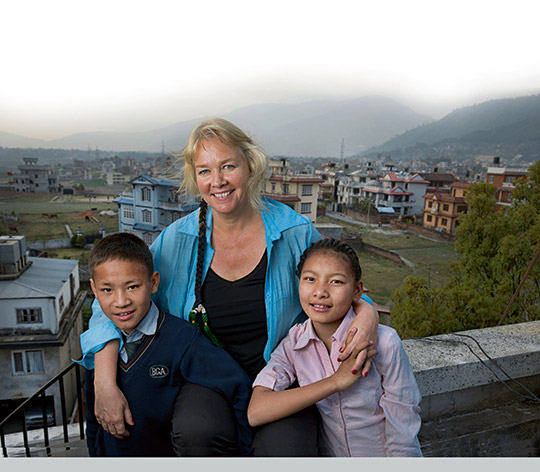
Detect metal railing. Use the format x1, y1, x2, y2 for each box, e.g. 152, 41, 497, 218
0, 361, 85, 458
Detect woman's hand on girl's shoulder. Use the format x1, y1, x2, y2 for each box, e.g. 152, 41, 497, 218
339, 299, 379, 377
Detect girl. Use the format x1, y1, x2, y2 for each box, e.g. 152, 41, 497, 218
248, 238, 423, 457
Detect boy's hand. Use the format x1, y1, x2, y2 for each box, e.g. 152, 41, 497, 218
95, 384, 134, 439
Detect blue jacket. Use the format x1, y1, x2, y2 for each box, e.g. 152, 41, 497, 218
80, 198, 322, 368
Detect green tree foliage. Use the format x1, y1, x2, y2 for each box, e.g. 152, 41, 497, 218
71, 235, 86, 248
391, 160, 540, 338
353, 196, 376, 213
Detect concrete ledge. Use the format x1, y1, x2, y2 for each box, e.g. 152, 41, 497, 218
403, 320, 540, 397
403, 321, 540, 456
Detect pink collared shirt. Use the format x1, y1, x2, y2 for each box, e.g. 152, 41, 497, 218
253, 307, 423, 457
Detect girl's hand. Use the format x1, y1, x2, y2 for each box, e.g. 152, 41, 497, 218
339, 299, 379, 376
333, 342, 377, 392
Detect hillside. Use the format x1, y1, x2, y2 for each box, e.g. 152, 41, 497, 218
364, 95, 540, 161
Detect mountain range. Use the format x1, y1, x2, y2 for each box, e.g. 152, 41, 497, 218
0, 96, 433, 157
362, 94, 540, 162
2, 94, 540, 162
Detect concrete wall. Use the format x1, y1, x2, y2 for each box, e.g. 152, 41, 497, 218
403, 320, 540, 457
27, 238, 71, 251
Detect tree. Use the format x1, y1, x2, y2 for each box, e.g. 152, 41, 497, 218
390, 160, 540, 338
71, 235, 86, 248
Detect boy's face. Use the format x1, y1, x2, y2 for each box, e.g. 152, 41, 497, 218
90, 258, 160, 334
298, 251, 363, 332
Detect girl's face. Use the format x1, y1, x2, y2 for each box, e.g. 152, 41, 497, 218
298, 250, 363, 331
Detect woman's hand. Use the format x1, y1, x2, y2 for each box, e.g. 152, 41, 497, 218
93, 340, 134, 439
332, 342, 377, 392
339, 299, 379, 377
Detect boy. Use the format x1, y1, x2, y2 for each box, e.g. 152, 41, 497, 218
83, 232, 252, 456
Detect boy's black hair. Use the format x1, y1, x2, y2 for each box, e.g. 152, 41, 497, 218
88, 232, 154, 278
296, 238, 362, 282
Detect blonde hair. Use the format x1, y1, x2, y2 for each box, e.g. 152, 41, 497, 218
178, 118, 268, 209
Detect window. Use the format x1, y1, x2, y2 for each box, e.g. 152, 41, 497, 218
141, 187, 151, 201
427, 201, 433, 208
441, 218, 448, 226
489, 176, 494, 183
427, 215, 432, 222
301, 203, 312, 213
59, 295, 65, 313
123, 207, 134, 219
442, 204, 449, 212
283, 184, 289, 195
142, 210, 152, 223
171, 211, 181, 222
302, 185, 312, 196
271, 183, 276, 193
12, 350, 45, 375
506, 176, 516, 183
143, 232, 153, 245
16, 308, 43, 324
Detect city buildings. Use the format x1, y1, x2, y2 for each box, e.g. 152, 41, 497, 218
485, 165, 529, 211
114, 175, 199, 245
12, 158, 58, 194
361, 171, 429, 216
0, 235, 85, 431
262, 159, 323, 222
422, 182, 470, 234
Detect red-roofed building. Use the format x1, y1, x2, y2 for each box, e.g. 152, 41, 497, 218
362, 172, 429, 216
422, 182, 470, 234
485, 166, 529, 211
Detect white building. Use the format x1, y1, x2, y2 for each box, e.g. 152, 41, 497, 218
0, 236, 85, 430
336, 170, 372, 207
12, 158, 58, 194
362, 171, 429, 216
115, 175, 199, 246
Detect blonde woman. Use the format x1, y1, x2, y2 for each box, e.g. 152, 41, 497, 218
79, 118, 379, 456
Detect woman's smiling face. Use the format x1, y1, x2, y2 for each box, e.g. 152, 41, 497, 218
194, 138, 252, 217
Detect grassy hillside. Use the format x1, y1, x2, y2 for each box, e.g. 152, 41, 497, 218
318, 215, 458, 305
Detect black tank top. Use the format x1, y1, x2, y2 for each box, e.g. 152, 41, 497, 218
201, 251, 268, 380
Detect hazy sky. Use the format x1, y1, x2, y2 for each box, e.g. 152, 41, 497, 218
2, 0, 539, 140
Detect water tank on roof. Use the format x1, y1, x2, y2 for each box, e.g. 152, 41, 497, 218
0, 235, 28, 276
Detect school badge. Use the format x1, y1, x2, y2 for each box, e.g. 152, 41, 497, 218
149, 365, 169, 378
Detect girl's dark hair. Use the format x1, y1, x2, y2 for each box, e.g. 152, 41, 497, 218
89, 232, 153, 278
189, 199, 224, 347
296, 238, 362, 282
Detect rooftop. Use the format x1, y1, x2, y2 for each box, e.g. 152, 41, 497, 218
0, 257, 77, 299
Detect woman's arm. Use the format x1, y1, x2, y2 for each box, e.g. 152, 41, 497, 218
339, 298, 379, 376
93, 341, 134, 439
248, 350, 367, 427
